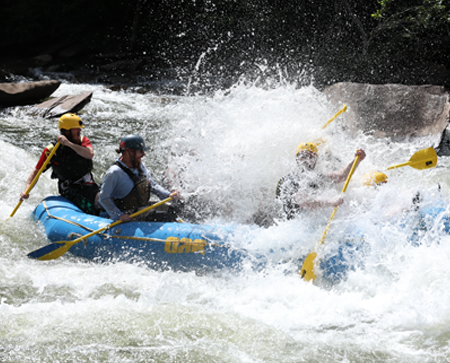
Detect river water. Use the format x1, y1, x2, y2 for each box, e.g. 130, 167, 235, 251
1, 80, 450, 362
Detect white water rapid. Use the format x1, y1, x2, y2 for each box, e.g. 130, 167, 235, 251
1, 81, 450, 362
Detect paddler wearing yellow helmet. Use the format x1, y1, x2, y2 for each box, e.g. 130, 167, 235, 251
296, 142, 319, 155
361, 170, 431, 214
20, 113, 101, 215
362, 171, 388, 187
276, 142, 366, 219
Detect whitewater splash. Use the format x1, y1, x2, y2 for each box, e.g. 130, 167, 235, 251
2, 81, 450, 362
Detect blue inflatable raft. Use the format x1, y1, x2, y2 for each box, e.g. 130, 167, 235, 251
31, 196, 387, 282
32, 196, 251, 272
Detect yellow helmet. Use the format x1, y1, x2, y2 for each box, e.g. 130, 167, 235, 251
58, 113, 84, 131
296, 142, 318, 156
363, 172, 388, 186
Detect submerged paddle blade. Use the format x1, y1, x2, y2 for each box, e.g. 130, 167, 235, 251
27, 242, 72, 260
8, 200, 23, 219
299, 154, 360, 284
387, 147, 437, 170
9, 142, 61, 219
299, 252, 317, 282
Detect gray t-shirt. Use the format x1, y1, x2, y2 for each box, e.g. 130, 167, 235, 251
99, 159, 170, 221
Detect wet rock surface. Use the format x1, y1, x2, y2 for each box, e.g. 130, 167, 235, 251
323, 82, 450, 145
27, 91, 93, 118
0, 80, 61, 107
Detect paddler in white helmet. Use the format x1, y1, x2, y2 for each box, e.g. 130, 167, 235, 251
276, 142, 366, 219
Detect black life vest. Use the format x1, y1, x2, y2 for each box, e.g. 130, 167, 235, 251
276, 172, 322, 219
49, 138, 93, 183
113, 161, 151, 212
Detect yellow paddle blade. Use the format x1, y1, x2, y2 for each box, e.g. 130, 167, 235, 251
299, 252, 317, 282
408, 147, 437, 169
36, 242, 72, 261
387, 147, 437, 170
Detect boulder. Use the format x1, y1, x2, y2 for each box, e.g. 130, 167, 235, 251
0, 80, 61, 107
435, 123, 450, 156
323, 83, 450, 144
26, 91, 93, 118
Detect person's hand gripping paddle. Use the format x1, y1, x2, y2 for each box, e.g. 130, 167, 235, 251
299, 152, 360, 283
7, 142, 61, 220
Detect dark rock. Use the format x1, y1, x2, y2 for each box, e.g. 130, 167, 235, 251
26, 91, 93, 118
58, 44, 85, 58
0, 80, 61, 107
99, 59, 143, 72
33, 54, 52, 66
323, 82, 450, 143
436, 123, 450, 156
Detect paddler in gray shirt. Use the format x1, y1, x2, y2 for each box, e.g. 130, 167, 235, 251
276, 142, 366, 219
99, 134, 180, 222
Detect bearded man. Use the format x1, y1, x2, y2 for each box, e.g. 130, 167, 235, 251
99, 134, 180, 222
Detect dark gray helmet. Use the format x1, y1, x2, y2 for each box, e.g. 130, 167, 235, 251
119, 134, 148, 152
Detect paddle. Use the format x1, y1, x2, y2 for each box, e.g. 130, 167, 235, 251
27, 197, 173, 260
8, 142, 61, 219
387, 147, 437, 170
314, 104, 348, 146
322, 104, 347, 129
299, 153, 360, 283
